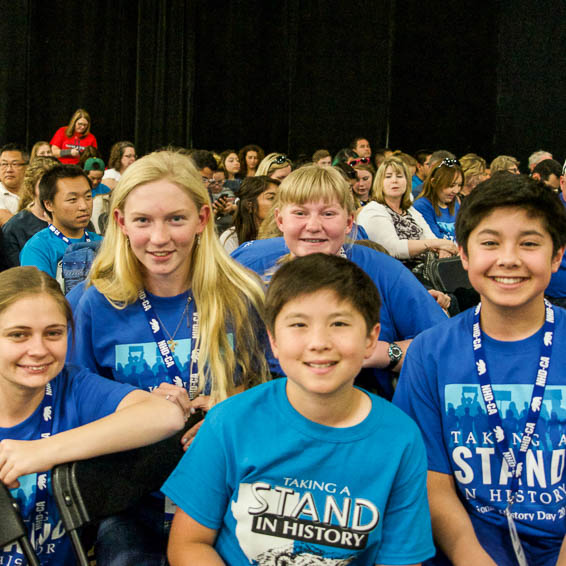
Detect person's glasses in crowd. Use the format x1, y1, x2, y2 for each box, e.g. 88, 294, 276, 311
271, 155, 289, 165
349, 157, 370, 166
0, 161, 27, 170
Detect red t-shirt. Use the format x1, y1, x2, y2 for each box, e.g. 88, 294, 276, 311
50, 126, 98, 165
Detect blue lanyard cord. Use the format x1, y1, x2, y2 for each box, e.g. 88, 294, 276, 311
473, 300, 554, 502
48, 223, 91, 244
138, 289, 200, 399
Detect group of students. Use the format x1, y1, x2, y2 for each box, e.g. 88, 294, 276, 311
1, 140, 566, 566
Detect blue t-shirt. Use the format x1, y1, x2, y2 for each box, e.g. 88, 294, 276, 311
547, 250, 566, 298
20, 227, 102, 278
232, 238, 446, 395
162, 379, 434, 565
394, 307, 566, 565
412, 197, 459, 241
0, 366, 135, 566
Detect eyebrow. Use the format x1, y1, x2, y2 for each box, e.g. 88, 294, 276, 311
282, 311, 354, 320
476, 228, 545, 237
3, 324, 67, 331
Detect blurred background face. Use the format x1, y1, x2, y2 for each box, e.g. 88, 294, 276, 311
0, 150, 26, 192
246, 151, 259, 170
74, 117, 89, 134
255, 182, 279, 222
36, 144, 52, 157
120, 147, 136, 171
224, 153, 240, 176
87, 170, 103, 188
355, 139, 371, 157
353, 169, 372, 200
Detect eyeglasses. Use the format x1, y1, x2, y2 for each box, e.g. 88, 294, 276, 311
0, 161, 27, 170
440, 158, 460, 168
349, 157, 370, 167
271, 154, 289, 165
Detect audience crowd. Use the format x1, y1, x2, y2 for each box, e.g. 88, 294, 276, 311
2, 114, 566, 566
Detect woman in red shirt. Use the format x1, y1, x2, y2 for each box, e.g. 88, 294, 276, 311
50, 108, 97, 165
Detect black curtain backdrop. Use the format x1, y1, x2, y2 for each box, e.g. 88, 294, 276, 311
0, 0, 564, 165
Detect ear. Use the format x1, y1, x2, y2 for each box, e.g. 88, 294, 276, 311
364, 323, 381, 360
532, 172, 541, 181
114, 208, 128, 236
267, 329, 279, 360
345, 212, 355, 235
551, 246, 565, 274
197, 204, 211, 232
44, 200, 54, 214
459, 245, 469, 271
274, 207, 284, 231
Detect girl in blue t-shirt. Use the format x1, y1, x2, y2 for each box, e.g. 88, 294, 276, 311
413, 157, 463, 241
0, 266, 185, 566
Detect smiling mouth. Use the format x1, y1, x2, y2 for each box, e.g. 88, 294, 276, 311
301, 239, 327, 244
304, 361, 338, 368
490, 276, 527, 284
150, 251, 173, 257
19, 363, 51, 372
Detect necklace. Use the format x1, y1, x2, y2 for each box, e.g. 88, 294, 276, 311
153, 300, 189, 353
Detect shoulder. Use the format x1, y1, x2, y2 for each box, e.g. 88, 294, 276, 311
370, 393, 425, 443
102, 168, 120, 181
231, 238, 287, 272
411, 308, 473, 354
348, 244, 406, 277
21, 227, 53, 250
357, 202, 389, 220
413, 197, 432, 210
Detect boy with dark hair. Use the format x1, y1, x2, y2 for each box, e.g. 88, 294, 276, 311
163, 253, 434, 565
394, 174, 566, 565
20, 164, 102, 280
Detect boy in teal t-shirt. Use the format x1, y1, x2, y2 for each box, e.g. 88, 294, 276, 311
163, 253, 434, 565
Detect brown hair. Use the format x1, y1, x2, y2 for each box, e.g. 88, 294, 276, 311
65, 108, 91, 138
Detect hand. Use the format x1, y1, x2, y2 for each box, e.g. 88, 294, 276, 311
0, 438, 54, 489
151, 382, 192, 420
181, 395, 212, 451
428, 289, 451, 311
70, 148, 80, 157
212, 197, 230, 215
433, 239, 459, 256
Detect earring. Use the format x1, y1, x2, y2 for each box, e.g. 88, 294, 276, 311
196, 233, 201, 246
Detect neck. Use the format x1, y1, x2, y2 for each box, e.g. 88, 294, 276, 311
480, 296, 547, 341
51, 219, 85, 239
247, 169, 256, 177
0, 384, 45, 428
286, 382, 370, 427
385, 196, 403, 213
144, 271, 191, 297
30, 200, 48, 220
3, 184, 20, 196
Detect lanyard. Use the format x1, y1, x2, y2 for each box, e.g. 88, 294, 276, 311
138, 289, 200, 399
48, 223, 91, 244
1, 384, 54, 561
473, 300, 554, 501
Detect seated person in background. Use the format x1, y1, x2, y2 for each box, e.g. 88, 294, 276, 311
428, 149, 456, 169
394, 174, 566, 566
351, 162, 376, 208
357, 156, 458, 262
413, 157, 463, 241
2, 156, 58, 266
19, 164, 102, 280
238, 144, 264, 177
102, 140, 136, 191
256, 153, 293, 181
350, 136, 372, 158
531, 158, 562, 191
30, 140, 53, 160
0, 143, 28, 226
490, 154, 520, 175
528, 149, 553, 171
312, 148, 332, 166
50, 108, 97, 165
0, 265, 186, 566
373, 147, 393, 169
84, 156, 108, 196
459, 153, 488, 199
219, 176, 280, 253
163, 253, 434, 566
232, 164, 446, 398
412, 149, 433, 198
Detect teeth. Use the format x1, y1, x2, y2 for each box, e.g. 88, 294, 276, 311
493, 277, 524, 284
306, 362, 335, 368
21, 365, 48, 371
303, 239, 325, 243
152, 252, 170, 256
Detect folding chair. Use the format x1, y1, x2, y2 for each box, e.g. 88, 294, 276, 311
52, 412, 203, 566
0, 482, 40, 566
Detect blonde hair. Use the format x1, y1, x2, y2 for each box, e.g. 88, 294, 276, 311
89, 150, 268, 402
490, 155, 519, 174
256, 153, 292, 177
460, 153, 487, 191
373, 156, 412, 211
19, 157, 59, 211
276, 164, 356, 214
30, 141, 52, 161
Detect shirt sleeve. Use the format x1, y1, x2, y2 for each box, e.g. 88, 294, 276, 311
50, 127, 65, 148
374, 421, 435, 564
393, 336, 453, 474
161, 412, 230, 529
20, 236, 57, 278
409, 206, 437, 240
413, 198, 442, 238
357, 203, 411, 259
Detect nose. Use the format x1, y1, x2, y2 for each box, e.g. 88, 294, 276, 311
305, 213, 323, 232
27, 334, 50, 358
307, 325, 331, 351
150, 222, 170, 245
496, 243, 521, 267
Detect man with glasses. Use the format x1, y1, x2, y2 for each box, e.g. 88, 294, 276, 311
0, 143, 28, 226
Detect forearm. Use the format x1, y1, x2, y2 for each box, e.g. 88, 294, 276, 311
169, 543, 225, 566
407, 239, 432, 257
43, 391, 184, 466
428, 472, 496, 565
51, 145, 61, 157
557, 536, 566, 566
362, 339, 412, 371
0, 209, 14, 226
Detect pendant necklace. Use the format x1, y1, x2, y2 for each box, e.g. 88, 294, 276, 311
153, 300, 189, 353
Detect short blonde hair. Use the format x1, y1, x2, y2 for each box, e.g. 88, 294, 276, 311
490, 155, 519, 174
256, 153, 292, 176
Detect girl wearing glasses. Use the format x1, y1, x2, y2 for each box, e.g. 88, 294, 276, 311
50, 109, 97, 165
413, 158, 464, 241
357, 156, 458, 261
69, 150, 268, 566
